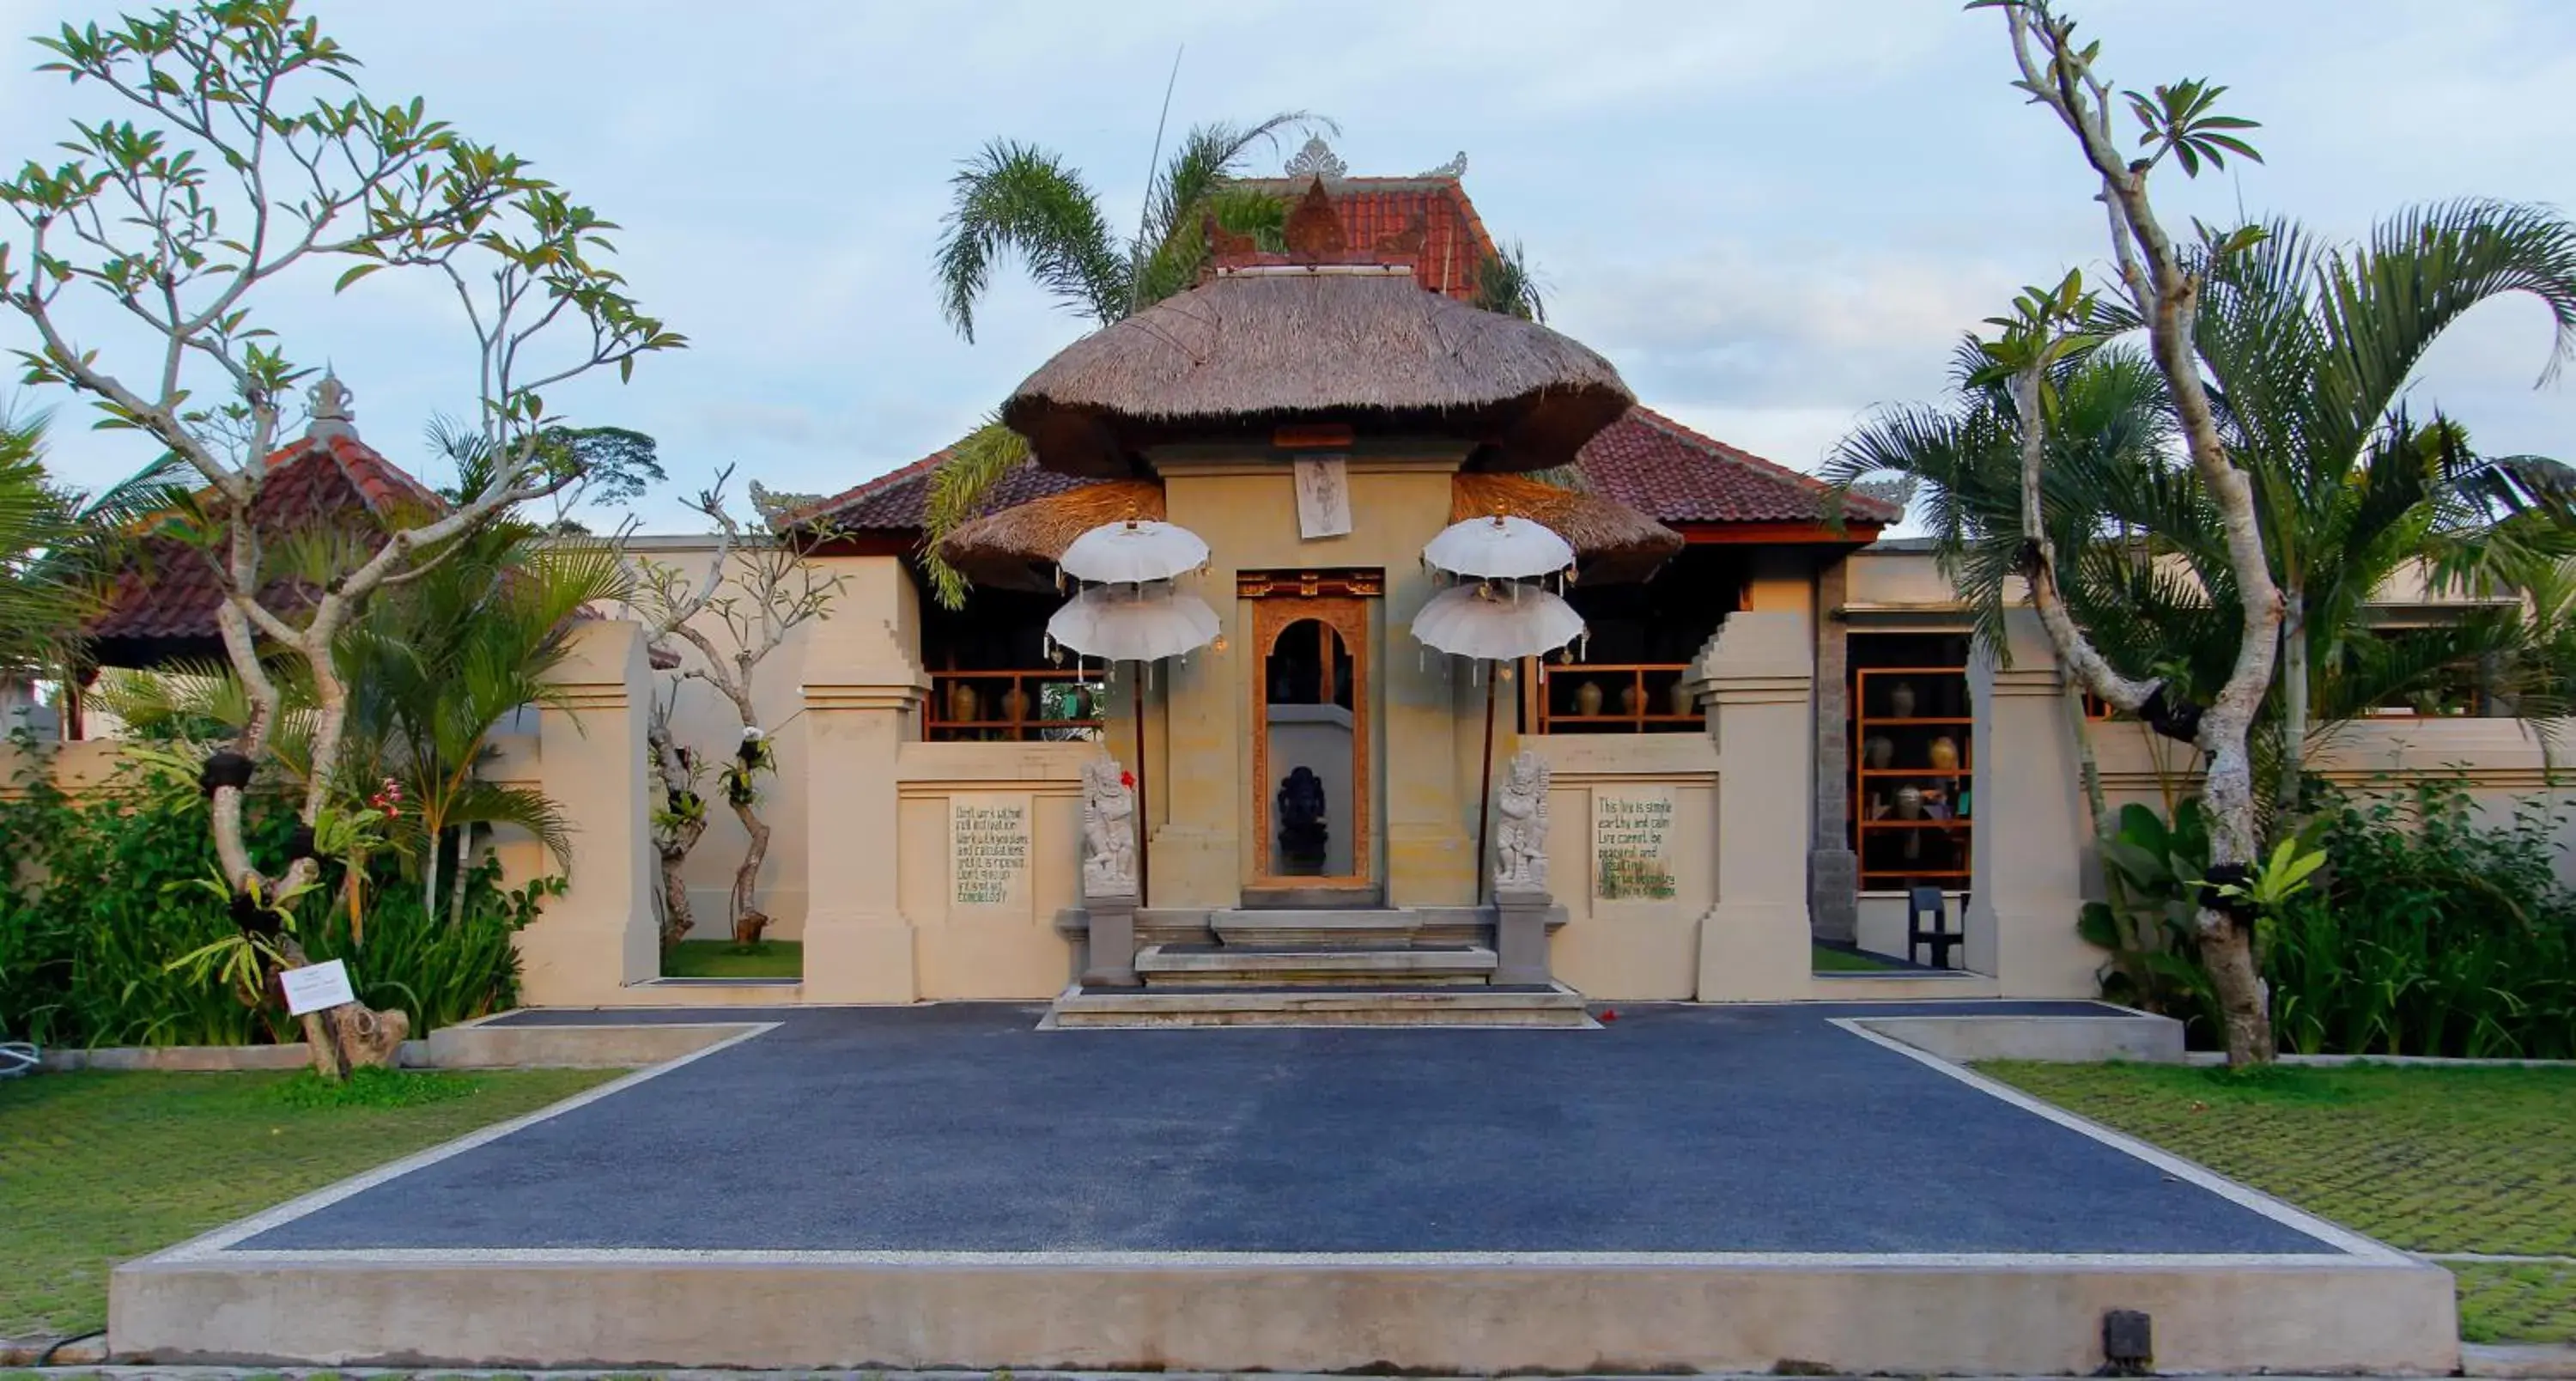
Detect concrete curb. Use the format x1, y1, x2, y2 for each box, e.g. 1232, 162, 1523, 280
2468, 1342, 2576, 1378
2184, 1050, 2576, 1068
0, 1333, 105, 1366
1853, 1010, 2185, 1063
30, 1014, 766, 1074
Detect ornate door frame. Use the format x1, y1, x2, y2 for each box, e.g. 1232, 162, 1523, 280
1242, 570, 1378, 894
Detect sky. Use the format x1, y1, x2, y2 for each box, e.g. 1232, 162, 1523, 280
3, 0, 2574, 533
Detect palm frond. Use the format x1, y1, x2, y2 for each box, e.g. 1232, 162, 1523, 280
444, 778, 574, 871
1472, 241, 1546, 322
921, 417, 1033, 610
933, 140, 1130, 343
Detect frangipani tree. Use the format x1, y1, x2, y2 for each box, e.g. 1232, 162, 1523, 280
0, 3, 681, 1074
631, 471, 841, 949
1979, 0, 2287, 1064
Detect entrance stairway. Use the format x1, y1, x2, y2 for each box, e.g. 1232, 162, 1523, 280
1047, 908, 1593, 1029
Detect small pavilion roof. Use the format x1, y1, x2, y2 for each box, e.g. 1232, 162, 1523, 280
82, 399, 446, 669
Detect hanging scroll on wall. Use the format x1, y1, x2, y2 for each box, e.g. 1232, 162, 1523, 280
1293, 457, 1353, 539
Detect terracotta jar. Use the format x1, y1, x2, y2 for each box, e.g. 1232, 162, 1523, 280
1573, 678, 1605, 718
1893, 783, 1925, 819
1619, 679, 1646, 719
1928, 735, 1959, 770
999, 683, 1032, 725
1669, 679, 1697, 719
945, 678, 981, 726
1863, 735, 1894, 770
1888, 679, 1918, 720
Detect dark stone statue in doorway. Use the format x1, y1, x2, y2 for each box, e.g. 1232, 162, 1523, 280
1278, 766, 1329, 873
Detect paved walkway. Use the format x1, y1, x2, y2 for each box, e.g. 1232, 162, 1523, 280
232, 1002, 2344, 1256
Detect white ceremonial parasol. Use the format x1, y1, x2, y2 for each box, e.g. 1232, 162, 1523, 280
1410, 581, 1585, 660
1058, 519, 1212, 586
1422, 514, 1575, 581
1048, 580, 1220, 907
1412, 580, 1587, 903
1047, 583, 1220, 662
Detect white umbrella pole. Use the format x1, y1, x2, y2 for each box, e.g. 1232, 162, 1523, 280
1473, 660, 1498, 906
1131, 659, 1151, 909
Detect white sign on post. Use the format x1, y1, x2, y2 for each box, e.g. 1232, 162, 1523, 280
280, 958, 358, 1016
1293, 457, 1353, 539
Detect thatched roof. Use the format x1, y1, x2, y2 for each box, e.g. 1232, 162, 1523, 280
1452, 472, 1682, 585
1002, 266, 1635, 478
934, 471, 1679, 593
935, 479, 1165, 593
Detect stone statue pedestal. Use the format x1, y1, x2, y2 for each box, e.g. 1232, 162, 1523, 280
1080, 891, 1140, 988
1493, 888, 1553, 986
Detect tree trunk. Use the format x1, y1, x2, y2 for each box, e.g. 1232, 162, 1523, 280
2280, 588, 2308, 818
2063, 676, 2111, 839
659, 842, 699, 946
730, 796, 771, 946
646, 714, 709, 948
276, 936, 408, 1079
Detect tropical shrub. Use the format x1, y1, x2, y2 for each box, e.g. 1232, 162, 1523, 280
2081, 782, 2576, 1056
0, 753, 544, 1048
2269, 782, 2576, 1058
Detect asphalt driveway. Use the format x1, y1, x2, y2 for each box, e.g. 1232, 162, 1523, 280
241, 1001, 2336, 1256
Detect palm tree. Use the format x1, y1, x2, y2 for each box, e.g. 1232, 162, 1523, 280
920, 116, 1321, 606
1826, 342, 2181, 830
2192, 202, 2576, 802
334, 517, 627, 925
0, 405, 85, 684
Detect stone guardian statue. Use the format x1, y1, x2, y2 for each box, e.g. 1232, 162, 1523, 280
1080, 757, 1139, 898
1492, 750, 1552, 895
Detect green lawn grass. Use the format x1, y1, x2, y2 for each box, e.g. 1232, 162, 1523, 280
0, 1067, 615, 1340
1984, 1060, 2576, 1345
662, 939, 802, 979
1811, 942, 1905, 972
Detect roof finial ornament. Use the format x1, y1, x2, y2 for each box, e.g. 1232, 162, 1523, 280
305, 371, 356, 441
1419, 151, 1467, 179
1283, 134, 1346, 183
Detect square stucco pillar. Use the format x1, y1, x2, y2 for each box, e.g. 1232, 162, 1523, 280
1808, 558, 1859, 944
1964, 609, 2100, 996
1694, 610, 1816, 1001
516, 618, 657, 1005
800, 557, 929, 1003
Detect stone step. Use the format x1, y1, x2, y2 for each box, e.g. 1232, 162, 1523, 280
1046, 983, 1594, 1030
1208, 908, 1423, 948
1134, 944, 1498, 989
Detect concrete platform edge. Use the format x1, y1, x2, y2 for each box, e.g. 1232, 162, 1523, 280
106, 1252, 2459, 1375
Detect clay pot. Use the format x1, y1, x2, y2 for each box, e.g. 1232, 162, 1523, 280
1669, 679, 1697, 719
1573, 678, 1605, 718
1888, 679, 1918, 720
1863, 735, 1894, 770
1619, 679, 1646, 719
1928, 735, 1959, 770
999, 683, 1033, 725
1893, 784, 1925, 820
945, 678, 981, 725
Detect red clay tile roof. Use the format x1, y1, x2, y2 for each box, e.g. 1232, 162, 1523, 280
1229, 176, 1498, 301
1583, 408, 1899, 526
82, 432, 447, 666
794, 406, 1890, 544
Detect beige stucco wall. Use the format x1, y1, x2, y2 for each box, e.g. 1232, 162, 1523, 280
1522, 733, 1720, 1000
895, 739, 1091, 999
